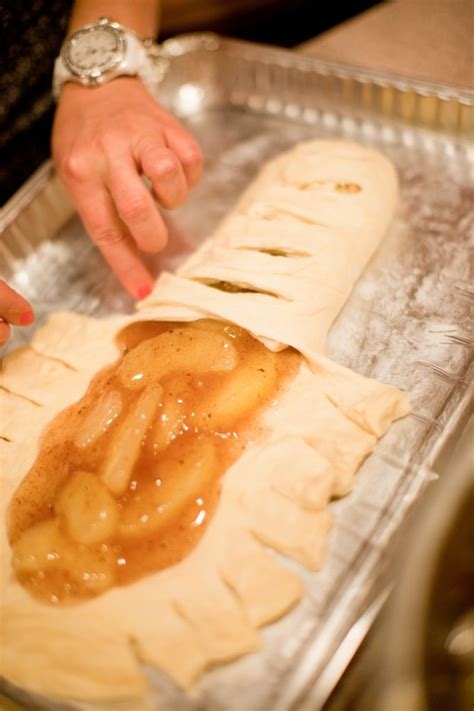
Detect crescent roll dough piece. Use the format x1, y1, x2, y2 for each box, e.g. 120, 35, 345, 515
0, 439, 14, 480
219, 213, 356, 257
217, 531, 304, 627
224, 442, 334, 569
139, 140, 398, 354
237, 140, 396, 229
0, 346, 91, 409
0, 389, 50, 445
247, 186, 377, 229
31, 311, 124, 373
181, 483, 305, 633
117, 588, 208, 689
0, 603, 146, 703
262, 364, 377, 497
171, 567, 261, 663
0, 441, 27, 529
139, 272, 344, 355
244, 436, 335, 510
307, 352, 411, 437
179, 245, 350, 302
245, 489, 333, 571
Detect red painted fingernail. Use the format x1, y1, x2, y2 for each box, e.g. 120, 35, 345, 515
137, 284, 152, 299
20, 310, 35, 325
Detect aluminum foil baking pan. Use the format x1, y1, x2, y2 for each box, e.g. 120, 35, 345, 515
1, 33, 473, 711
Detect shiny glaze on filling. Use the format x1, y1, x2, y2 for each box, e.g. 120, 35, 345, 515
8, 319, 299, 604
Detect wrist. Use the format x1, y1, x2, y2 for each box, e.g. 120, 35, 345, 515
52, 17, 167, 101
59, 75, 143, 98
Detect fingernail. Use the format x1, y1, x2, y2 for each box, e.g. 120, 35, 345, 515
137, 284, 152, 300
20, 310, 35, 326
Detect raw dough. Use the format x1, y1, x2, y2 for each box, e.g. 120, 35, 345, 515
138, 139, 398, 355
0, 140, 409, 707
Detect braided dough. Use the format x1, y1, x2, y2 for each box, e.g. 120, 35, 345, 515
0, 141, 409, 707
137, 139, 398, 355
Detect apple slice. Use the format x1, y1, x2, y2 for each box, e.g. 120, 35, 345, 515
118, 436, 218, 540
74, 390, 123, 449
55, 471, 119, 544
101, 383, 163, 496
12, 518, 116, 595
193, 343, 278, 431
149, 396, 187, 452
118, 327, 239, 390
191, 318, 247, 343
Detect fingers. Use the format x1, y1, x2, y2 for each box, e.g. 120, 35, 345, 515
107, 154, 169, 252
164, 125, 203, 190
0, 280, 34, 326
71, 184, 154, 299
139, 145, 188, 210
53, 78, 204, 300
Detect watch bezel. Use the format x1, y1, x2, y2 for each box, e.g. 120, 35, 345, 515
61, 21, 127, 82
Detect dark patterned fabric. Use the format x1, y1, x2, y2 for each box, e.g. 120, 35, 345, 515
0, 0, 71, 204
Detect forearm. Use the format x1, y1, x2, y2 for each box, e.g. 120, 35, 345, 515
68, 0, 161, 38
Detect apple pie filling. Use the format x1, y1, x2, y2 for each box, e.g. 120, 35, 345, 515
8, 320, 299, 604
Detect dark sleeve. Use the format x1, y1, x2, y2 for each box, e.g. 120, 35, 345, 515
0, 0, 72, 205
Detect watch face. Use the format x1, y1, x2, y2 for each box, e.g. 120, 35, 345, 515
63, 25, 125, 79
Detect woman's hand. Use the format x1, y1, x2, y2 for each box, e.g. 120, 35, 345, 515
52, 77, 203, 298
0, 281, 35, 348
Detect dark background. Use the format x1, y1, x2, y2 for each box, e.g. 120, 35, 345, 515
0, 0, 379, 206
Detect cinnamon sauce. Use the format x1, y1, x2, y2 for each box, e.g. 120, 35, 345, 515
8, 320, 299, 604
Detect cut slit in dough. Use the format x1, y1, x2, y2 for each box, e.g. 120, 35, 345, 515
0, 140, 410, 705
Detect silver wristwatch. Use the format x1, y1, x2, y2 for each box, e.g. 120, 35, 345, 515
52, 17, 167, 99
